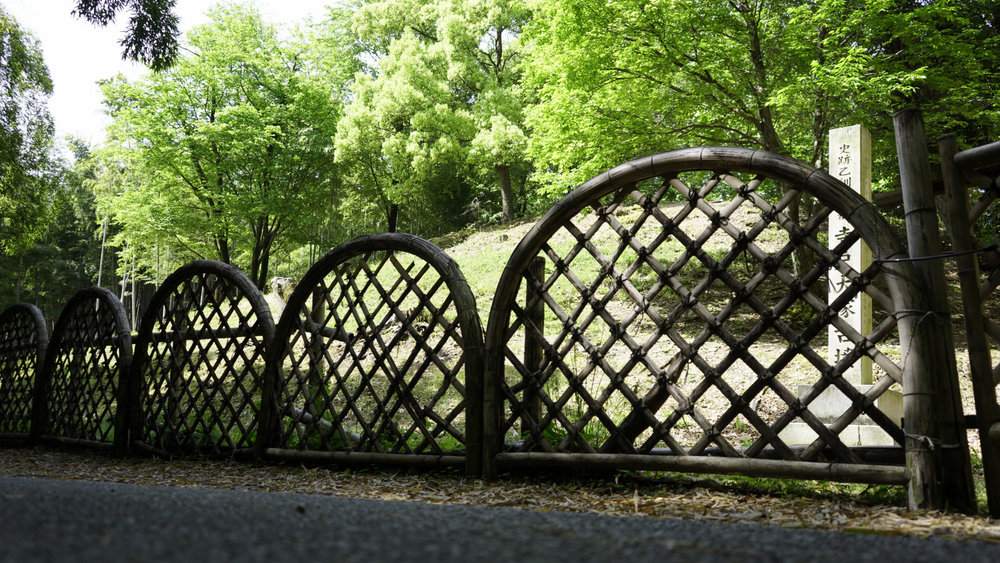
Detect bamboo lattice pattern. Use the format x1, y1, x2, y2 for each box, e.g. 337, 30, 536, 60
0, 304, 46, 437
486, 149, 911, 470
264, 234, 482, 470
39, 288, 131, 449
131, 261, 274, 457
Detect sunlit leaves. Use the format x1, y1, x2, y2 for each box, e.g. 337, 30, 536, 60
523, 0, 998, 195
0, 6, 55, 254
98, 4, 348, 288
334, 0, 531, 226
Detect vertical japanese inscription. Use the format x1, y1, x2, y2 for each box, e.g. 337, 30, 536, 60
828, 126, 872, 385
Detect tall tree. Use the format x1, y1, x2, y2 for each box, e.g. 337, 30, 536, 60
523, 0, 997, 194
99, 4, 349, 289
335, 0, 531, 225
776, 0, 997, 169
0, 139, 107, 319
73, 0, 180, 71
0, 5, 55, 254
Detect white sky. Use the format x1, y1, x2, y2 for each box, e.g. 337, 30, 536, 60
4, 0, 334, 145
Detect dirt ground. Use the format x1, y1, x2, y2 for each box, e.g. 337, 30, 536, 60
2, 445, 999, 545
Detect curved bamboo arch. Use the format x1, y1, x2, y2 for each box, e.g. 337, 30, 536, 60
36, 287, 132, 451
483, 147, 942, 491
261, 233, 484, 476
130, 260, 274, 457
0, 303, 48, 440
490, 147, 911, 310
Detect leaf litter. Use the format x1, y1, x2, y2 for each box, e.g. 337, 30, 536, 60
2, 446, 999, 544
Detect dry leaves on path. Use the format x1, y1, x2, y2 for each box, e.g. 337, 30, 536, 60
2, 446, 999, 544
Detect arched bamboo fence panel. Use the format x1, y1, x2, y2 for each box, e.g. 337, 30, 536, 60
483, 147, 943, 492
35, 287, 132, 451
0, 303, 47, 441
129, 261, 275, 458
260, 234, 484, 476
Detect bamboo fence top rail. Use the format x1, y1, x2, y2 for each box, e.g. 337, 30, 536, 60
955, 140, 1000, 175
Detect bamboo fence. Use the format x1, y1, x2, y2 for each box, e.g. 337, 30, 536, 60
0, 142, 997, 512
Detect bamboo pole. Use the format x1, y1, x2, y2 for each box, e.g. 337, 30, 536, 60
263, 448, 466, 469
97, 217, 108, 288
939, 134, 1000, 517
954, 140, 1000, 173
496, 452, 910, 485
522, 257, 545, 437
894, 110, 975, 511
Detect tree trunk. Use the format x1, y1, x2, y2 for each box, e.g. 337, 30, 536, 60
497, 164, 515, 222
388, 203, 399, 233
258, 242, 271, 291
216, 235, 231, 265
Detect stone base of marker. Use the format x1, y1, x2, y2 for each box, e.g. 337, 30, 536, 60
778, 385, 904, 447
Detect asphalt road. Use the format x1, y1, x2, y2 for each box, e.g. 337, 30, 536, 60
1, 477, 997, 562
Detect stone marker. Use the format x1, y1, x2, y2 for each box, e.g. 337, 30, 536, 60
827, 126, 873, 385
779, 125, 902, 447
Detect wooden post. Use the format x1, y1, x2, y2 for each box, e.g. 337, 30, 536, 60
307, 287, 328, 420
782, 126, 898, 447
894, 110, 975, 511
940, 134, 1000, 517
167, 303, 189, 445
522, 258, 545, 437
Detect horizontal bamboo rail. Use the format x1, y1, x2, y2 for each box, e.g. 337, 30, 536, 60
263, 448, 465, 468
496, 453, 909, 485
42, 435, 115, 450
955, 140, 1000, 173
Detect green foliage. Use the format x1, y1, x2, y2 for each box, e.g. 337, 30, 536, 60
98, 4, 351, 289
0, 6, 55, 254
0, 139, 108, 319
8, 0, 1000, 319
334, 0, 532, 229
522, 0, 999, 196
72, 0, 180, 71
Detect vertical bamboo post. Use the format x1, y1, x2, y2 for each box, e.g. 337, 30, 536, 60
522, 257, 545, 437
167, 303, 189, 444
482, 342, 498, 480
940, 134, 1000, 516
894, 110, 976, 511
30, 319, 51, 443
307, 287, 327, 415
